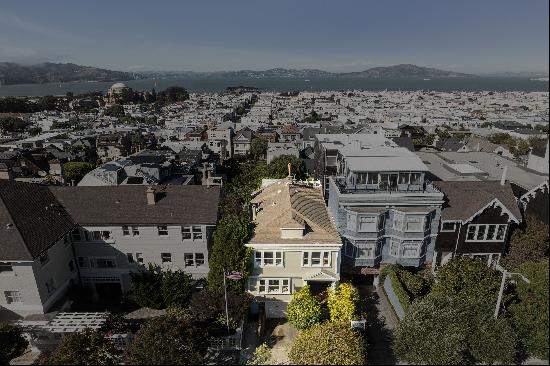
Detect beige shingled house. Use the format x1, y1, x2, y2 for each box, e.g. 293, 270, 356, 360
246, 178, 342, 318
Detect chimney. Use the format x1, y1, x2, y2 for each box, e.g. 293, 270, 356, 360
146, 186, 156, 205
500, 166, 508, 186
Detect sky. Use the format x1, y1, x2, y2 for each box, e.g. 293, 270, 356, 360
0, 0, 548, 73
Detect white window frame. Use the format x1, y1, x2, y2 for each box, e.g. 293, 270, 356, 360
254, 251, 283, 267
393, 212, 404, 231
441, 221, 457, 232
401, 242, 421, 258
122, 226, 130, 236
136, 253, 144, 264
357, 215, 377, 232
182, 226, 203, 240
90, 257, 117, 269
302, 251, 331, 267
405, 216, 424, 232
465, 224, 508, 242
184, 253, 205, 267
256, 278, 291, 295
132, 226, 140, 237
158, 225, 169, 237
390, 239, 400, 257
161, 253, 172, 263
4, 291, 23, 304
357, 245, 375, 259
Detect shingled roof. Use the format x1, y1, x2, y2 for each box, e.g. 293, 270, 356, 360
49, 185, 220, 225
249, 178, 340, 244
434, 180, 521, 223
0, 181, 75, 261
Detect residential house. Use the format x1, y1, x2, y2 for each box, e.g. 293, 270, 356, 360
246, 179, 342, 318
233, 128, 254, 156
433, 180, 521, 269
518, 180, 549, 224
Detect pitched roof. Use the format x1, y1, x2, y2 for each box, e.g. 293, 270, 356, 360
434, 180, 521, 222
0, 181, 75, 261
49, 185, 220, 225
249, 179, 340, 244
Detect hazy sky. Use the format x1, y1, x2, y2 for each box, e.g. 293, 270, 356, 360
0, 0, 548, 73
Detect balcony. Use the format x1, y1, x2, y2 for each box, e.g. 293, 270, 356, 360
333, 177, 440, 195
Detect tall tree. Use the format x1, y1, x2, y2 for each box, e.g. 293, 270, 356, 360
44, 329, 121, 365
250, 138, 267, 160
62, 162, 94, 185
268, 155, 307, 180
502, 217, 549, 271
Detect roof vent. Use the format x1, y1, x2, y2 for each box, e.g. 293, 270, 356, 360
6, 223, 13, 229
146, 186, 156, 205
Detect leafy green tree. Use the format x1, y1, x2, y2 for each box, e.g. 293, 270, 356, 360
509, 260, 549, 359
289, 321, 366, 365
157, 86, 189, 104
394, 294, 517, 365
397, 268, 432, 299
103, 104, 125, 118
268, 155, 307, 180
250, 138, 267, 160
0, 116, 29, 133
45, 329, 121, 365
0, 323, 28, 364
431, 256, 501, 304
287, 285, 323, 330
125, 316, 208, 365
161, 269, 194, 308
502, 217, 549, 270
130, 264, 165, 309
63, 162, 94, 185
207, 214, 252, 292
327, 283, 360, 323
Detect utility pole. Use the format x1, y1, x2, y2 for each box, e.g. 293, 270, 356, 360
223, 268, 230, 333
494, 264, 530, 319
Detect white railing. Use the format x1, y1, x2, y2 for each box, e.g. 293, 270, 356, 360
207, 321, 244, 350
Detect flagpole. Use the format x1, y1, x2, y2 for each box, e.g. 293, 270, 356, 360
223, 268, 230, 333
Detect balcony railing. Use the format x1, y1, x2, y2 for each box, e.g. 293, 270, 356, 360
333, 177, 440, 194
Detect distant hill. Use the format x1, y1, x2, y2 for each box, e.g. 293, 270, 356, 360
143, 64, 476, 79
0, 62, 140, 85
340, 64, 476, 78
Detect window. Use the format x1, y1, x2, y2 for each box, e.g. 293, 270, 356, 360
127, 253, 134, 263
184, 253, 205, 267
254, 251, 283, 267
390, 240, 400, 257
410, 172, 422, 184
257, 278, 291, 294
0, 262, 14, 273
182, 226, 202, 240
71, 229, 81, 241
122, 226, 130, 236
358, 215, 377, 232
441, 221, 456, 232
398, 172, 409, 184
393, 212, 404, 231
158, 226, 169, 236
402, 243, 420, 258
405, 216, 423, 232
77, 257, 89, 268
358, 246, 374, 259
45, 278, 56, 294
466, 224, 508, 242
4, 291, 22, 304
344, 241, 356, 258
161, 253, 172, 263
91, 231, 112, 241
39, 252, 50, 265
94, 258, 116, 268
302, 251, 330, 267
136, 253, 144, 264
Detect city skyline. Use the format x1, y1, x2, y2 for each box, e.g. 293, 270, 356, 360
0, 0, 548, 74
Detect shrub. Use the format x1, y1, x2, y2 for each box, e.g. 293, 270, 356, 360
397, 269, 431, 299
502, 218, 549, 271
394, 294, 517, 365
380, 265, 411, 312
46, 329, 121, 365
287, 285, 323, 330
327, 283, 360, 322
289, 322, 366, 365
431, 256, 501, 304
63, 161, 94, 185
130, 264, 165, 309
509, 260, 549, 359
0, 323, 28, 364
247, 343, 272, 365
125, 316, 207, 365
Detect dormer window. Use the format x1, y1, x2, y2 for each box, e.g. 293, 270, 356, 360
280, 227, 304, 239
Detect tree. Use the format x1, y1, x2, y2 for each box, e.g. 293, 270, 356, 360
45, 329, 121, 365
157, 86, 189, 104
103, 104, 125, 118
125, 316, 207, 365
394, 294, 517, 365
431, 256, 501, 304
250, 138, 267, 160
0, 323, 28, 364
207, 214, 251, 292
502, 217, 549, 270
247, 343, 272, 365
130, 264, 165, 309
327, 283, 360, 323
289, 322, 366, 365
189, 288, 250, 327
509, 260, 549, 359
287, 285, 323, 330
161, 269, 194, 308
63, 162, 94, 185
268, 155, 307, 180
